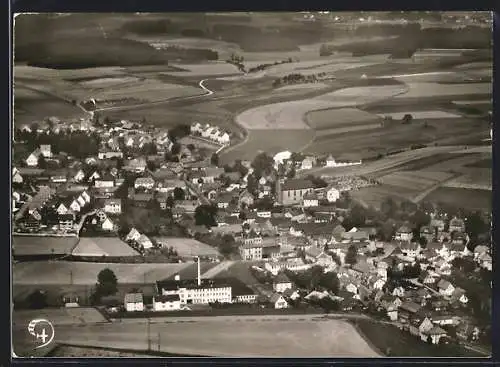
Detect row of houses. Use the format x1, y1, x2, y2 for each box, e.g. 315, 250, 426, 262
190, 122, 231, 146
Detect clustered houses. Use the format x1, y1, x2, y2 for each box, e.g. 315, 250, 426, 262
190, 122, 231, 146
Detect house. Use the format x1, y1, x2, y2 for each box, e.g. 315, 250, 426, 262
422, 326, 447, 345
153, 294, 182, 312
398, 301, 421, 323
456, 323, 481, 342
273, 273, 293, 293
420, 226, 435, 243
95, 174, 115, 188
124, 158, 147, 173
305, 247, 333, 267
190, 122, 203, 134
103, 199, 122, 214
62, 293, 80, 308
40, 144, 52, 158
58, 213, 75, 231
476, 251, 492, 271
325, 155, 336, 167
137, 234, 153, 250
126, 228, 142, 242
124, 293, 144, 312
134, 177, 155, 190
98, 150, 123, 160
395, 225, 413, 242
26, 149, 41, 166
450, 287, 468, 305
238, 190, 254, 209
12, 170, 23, 184
72, 169, 86, 183
276, 179, 314, 206
325, 186, 340, 203
300, 157, 315, 170
400, 241, 421, 258
269, 293, 289, 309
216, 131, 230, 145
449, 217, 465, 233
437, 279, 455, 297
101, 217, 115, 231
409, 316, 434, 340
302, 191, 319, 208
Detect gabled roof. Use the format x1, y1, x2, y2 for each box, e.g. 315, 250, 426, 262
124, 293, 143, 304
269, 293, 285, 303
281, 179, 314, 191
274, 273, 291, 284
437, 279, 453, 290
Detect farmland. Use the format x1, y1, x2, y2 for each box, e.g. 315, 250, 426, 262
376, 111, 461, 120
152, 237, 221, 258
13, 308, 107, 327
13, 317, 380, 357
71, 237, 140, 257
13, 236, 79, 256
13, 261, 192, 285
306, 108, 381, 130
394, 82, 491, 99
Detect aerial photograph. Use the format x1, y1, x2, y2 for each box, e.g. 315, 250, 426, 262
12, 12, 492, 358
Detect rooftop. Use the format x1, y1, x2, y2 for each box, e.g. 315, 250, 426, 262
281, 179, 314, 191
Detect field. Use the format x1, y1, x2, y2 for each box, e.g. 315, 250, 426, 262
49, 345, 158, 358
452, 100, 491, 106
235, 85, 407, 130
14, 85, 86, 126
378, 71, 469, 83
377, 111, 462, 119
167, 261, 220, 280
425, 187, 491, 212
152, 237, 220, 258
394, 82, 491, 99
307, 108, 381, 130
13, 261, 192, 285
13, 317, 380, 357
13, 236, 79, 256
165, 62, 242, 77
275, 83, 329, 91
353, 319, 483, 357
219, 129, 315, 164
442, 169, 492, 190
71, 237, 140, 257
213, 261, 261, 285
12, 308, 107, 328
377, 171, 455, 192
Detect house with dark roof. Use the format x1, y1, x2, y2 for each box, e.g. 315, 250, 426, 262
437, 279, 455, 297
273, 273, 293, 293
302, 191, 319, 208
395, 225, 413, 242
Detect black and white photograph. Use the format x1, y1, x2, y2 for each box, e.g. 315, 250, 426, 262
11, 12, 492, 358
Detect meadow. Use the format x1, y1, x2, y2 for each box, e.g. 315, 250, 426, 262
152, 237, 221, 258
13, 261, 192, 285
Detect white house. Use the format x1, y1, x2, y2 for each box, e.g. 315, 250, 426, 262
95, 175, 115, 188
101, 217, 115, 231
395, 226, 413, 242
81, 190, 91, 203
103, 199, 122, 214
273, 273, 293, 293
190, 122, 203, 134
326, 186, 340, 203
25, 149, 41, 167
124, 293, 144, 312
301, 157, 315, 170
69, 199, 82, 213
40, 144, 52, 158
437, 279, 455, 297
137, 234, 153, 249
325, 155, 336, 167
269, 293, 289, 309
126, 228, 142, 242
302, 191, 319, 208
153, 294, 182, 311
134, 177, 155, 190
12, 170, 23, 184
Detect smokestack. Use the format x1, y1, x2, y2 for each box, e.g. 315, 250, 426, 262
197, 257, 201, 286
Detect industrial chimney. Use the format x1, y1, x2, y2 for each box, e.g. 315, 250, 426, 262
197, 257, 201, 286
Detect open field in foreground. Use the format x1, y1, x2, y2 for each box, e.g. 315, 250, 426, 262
49, 345, 158, 358
13, 236, 79, 256
14, 317, 380, 357
13, 261, 192, 285
353, 319, 483, 357
377, 111, 462, 119
13, 308, 107, 328
443, 170, 492, 190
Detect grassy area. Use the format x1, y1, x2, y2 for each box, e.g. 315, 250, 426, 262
465, 158, 492, 169
47, 344, 205, 357
352, 319, 483, 357
425, 187, 491, 212
213, 261, 262, 286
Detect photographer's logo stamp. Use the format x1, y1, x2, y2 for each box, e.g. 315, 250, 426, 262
27, 319, 55, 349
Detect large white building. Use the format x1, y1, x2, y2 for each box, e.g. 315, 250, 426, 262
156, 278, 232, 305
153, 294, 182, 311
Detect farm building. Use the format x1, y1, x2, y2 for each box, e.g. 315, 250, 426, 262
124, 293, 144, 312
273, 273, 293, 293
153, 294, 182, 312
269, 293, 289, 309
103, 199, 122, 214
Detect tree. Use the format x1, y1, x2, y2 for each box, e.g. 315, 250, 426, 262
246, 174, 258, 195
319, 271, 340, 294
286, 167, 296, 179
194, 204, 218, 227
96, 268, 118, 297
146, 160, 157, 172
27, 290, 48, 309
234, 160, 249, 177
402, 114, 413, 124
171, 142, 181, 156
219, 234, 236, 257
345, 245, 358, 266
466, 212, 487, 240
37, 155, 47, 169
166, 196, 175, 208
173, 187, 185, 201
251, 152, 274, 177
210, 153, 219, 166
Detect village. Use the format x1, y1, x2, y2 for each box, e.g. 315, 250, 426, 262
12, 115, 492, 354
